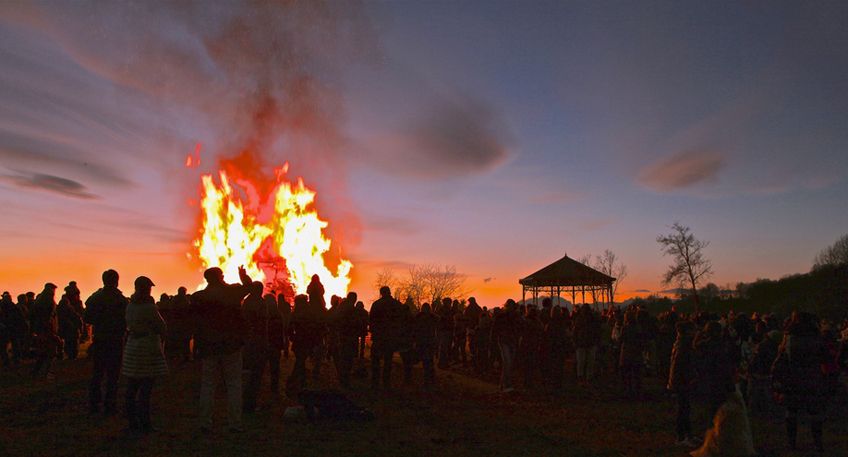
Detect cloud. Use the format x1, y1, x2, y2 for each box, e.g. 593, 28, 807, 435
633, 289, 651, 293
638, 150, 726, 191
483, 277, 494, 283
2, 172, 98, 199
369, 94, 512, 179
0, 136, 133, 189
529, 191, 582, 204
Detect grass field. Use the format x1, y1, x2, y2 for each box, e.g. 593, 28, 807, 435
2, 345, 846, 457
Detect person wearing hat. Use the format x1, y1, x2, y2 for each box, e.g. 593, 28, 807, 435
121, 276, 168, 433
29, 283, 61, 378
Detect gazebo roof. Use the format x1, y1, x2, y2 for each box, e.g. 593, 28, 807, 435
519, 254, 615, 288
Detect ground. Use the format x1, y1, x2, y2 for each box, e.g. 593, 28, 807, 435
2, 346, 846, 457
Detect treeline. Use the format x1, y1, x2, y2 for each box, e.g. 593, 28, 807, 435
633, 264, 848, 321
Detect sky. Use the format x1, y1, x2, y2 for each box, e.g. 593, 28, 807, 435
1, 1, 847, 307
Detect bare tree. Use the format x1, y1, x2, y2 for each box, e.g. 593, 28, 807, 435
373, 263, 472, 309
812, 233, 848, 270
593, 249, 628, 304
657, 222, 713, 314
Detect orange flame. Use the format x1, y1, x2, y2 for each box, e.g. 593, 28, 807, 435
192, 162, 351, 305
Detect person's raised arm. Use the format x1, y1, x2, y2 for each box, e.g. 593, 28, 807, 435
238, 265, 251, 286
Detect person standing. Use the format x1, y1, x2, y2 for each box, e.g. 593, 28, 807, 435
84, 270, 128, 415
573, 304, 602, 385
2, 293, 28, 366
30, 283, 61, 378
286, 294, 320, 391
335, 292, 360, 388
668, 320, 698, 447
242, 281, 270, 413
369, 286, 402, 390
491, 299, 520, 392
354, 301, 368, 358
267, 293, 287, 395
191, 266, 253, 433
56, 294, 82, 360
771, 312, 831, 452
414, 302, 438, 388
121, 276, 168, 433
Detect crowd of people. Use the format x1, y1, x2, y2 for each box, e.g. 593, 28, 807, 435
2, 269, 847, 452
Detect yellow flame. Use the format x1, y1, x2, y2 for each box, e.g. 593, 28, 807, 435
193, 168, 351, 304
272, 177, 352, 300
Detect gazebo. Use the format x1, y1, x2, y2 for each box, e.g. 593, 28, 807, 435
519, 254, 616, 308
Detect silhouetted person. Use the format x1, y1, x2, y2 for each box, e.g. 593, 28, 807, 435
278, 294, 292, 359
287, 294, 320, 391
65, 282, 88, 343
306, 274, 325, 309
369, 286, 403, 390
30, 283, 60, 378
772, 312, 831, 452
335, 292, 360, 387
464, 297, 483, 365
354, 301, 368, 358
309, 295, 328, 384
694, 320, 735, 417
491, 299, 520, 392
326, 295, 342, 377
452, 300, 468, 365
617, 310, 644, 398
2, 293, 28, 366
475, 311, 493, 374
668, 320, 697, 447
414, 302, 438, 387
267, 292, 287, 394
242, 281, 270, 413
396, 297, 416, 385
192, 266, 253, 433
168, 287, 193, 362
436, 298, 454, 369
573, 304, 602, 384
746, 329, 782, 413
122, 276, 168, 433
519, 307, 543, 389
84, 270, 128, 415
56, 293, 82, 359
1, 292, 14, 367
543, 307, 570, 388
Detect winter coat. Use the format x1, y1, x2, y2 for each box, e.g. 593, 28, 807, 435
771, 330, 830, 406
572, 310, 602, 348
369, 296, 405, 346
413, 310, 438, 348
1, 298, 28, 336
491, 310, 520, 349
694, 331, 735, 395
747, 337, 779, 377
56, 300, 82, 339
121, 295, 168, 378
84, 286, 128, 342
618, 323, 643, 367
190, 282, 251, 358
667, 333, 695, 392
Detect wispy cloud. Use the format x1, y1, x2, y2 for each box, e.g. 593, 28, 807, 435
368, 93, 512, 179
2, 171, 98, 199
638, 150, 726, 191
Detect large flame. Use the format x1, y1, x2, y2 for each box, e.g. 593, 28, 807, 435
193, 162, 351, 305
